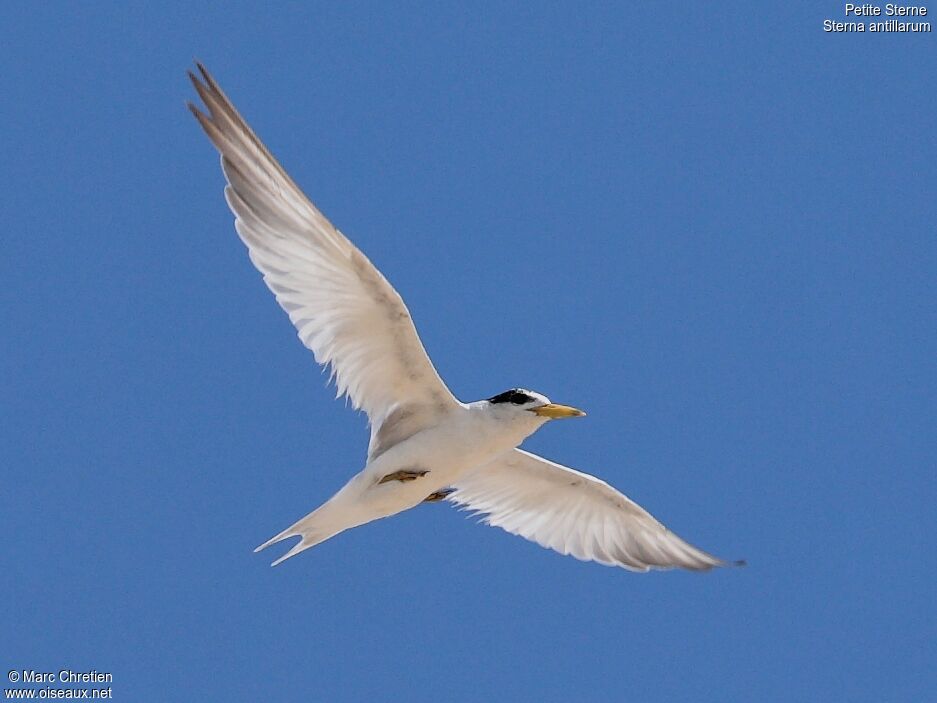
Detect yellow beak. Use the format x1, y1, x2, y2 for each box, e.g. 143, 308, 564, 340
531, 403, 587, 419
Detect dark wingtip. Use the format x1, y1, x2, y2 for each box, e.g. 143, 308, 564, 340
187, 101, 213, 135
732, 559, 747, 567
196, 61, 218, 91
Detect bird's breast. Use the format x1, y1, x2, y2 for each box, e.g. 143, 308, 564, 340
366, 410, 529, 488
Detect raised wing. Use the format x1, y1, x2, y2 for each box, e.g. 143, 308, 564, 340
188, 64, 459, 431
449, 449, 738, 572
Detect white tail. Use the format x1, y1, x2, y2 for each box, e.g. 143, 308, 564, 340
254, 494, 358, 566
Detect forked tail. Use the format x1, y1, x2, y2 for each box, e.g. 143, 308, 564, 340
254, 496, 356, 566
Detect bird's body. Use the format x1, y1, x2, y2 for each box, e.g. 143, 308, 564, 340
364, 400, 544, 507
258, 399, 554, 564
188, 63, 741, 573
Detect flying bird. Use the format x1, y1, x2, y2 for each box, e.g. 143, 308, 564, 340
188, 63, 741, 572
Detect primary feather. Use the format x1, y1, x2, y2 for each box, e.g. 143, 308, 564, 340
450, 449, 733, 571
188, 64, 458, 441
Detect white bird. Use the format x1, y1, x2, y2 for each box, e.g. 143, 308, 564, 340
188, 63, 741, 572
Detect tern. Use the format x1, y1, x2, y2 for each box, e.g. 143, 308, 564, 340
188, 63, 741, 572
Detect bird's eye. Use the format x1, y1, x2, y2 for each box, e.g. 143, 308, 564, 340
510, 392, 531, 405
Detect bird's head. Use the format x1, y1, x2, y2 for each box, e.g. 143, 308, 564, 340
485, 388, 586, 422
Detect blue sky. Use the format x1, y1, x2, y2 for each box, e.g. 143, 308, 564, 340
2, 2, 935, 701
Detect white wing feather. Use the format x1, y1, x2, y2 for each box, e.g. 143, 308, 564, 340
449, 449, 736, 572
188, 65, 458, 430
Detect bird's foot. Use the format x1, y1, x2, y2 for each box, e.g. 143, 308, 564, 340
378, 469, 430, 484
423, 488, 455, 503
